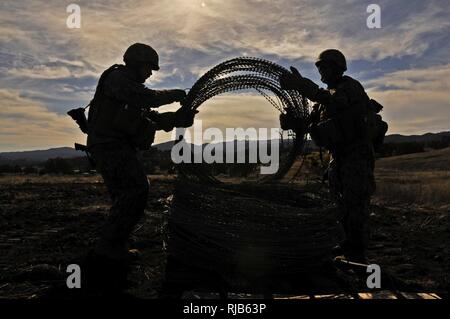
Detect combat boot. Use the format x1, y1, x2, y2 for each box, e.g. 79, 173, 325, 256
345, 250, 368, 264
331, 240, 351, 257
81, 250, 131, 295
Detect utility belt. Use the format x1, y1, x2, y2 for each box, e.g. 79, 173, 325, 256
110, 103, 157, 150
330, 142, 375, 162
309, 112, 360, 150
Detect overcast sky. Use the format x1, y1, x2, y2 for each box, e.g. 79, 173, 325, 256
1, 0, 449, 151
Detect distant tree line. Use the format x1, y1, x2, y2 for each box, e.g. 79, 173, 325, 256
0, 148, 273, 177
377, 142, 425, 157
1, 137, 449, 175
0, 164, 24, 174
0, 156, 91, 175
377, 136, 450, 157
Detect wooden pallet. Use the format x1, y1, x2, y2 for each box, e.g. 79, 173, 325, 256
180, 291, 441, 299
276, 291, 441, 299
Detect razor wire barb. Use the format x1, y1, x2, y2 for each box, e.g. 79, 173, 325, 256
179, 57, 311, 182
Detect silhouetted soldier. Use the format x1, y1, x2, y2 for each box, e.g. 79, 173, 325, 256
280, 49, 379, 262
84, 43, 196, 291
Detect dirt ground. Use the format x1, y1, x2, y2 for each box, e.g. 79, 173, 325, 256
0, 174, 448, 299
0, 175, 174, 298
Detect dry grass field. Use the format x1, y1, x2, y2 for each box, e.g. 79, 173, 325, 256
374, 148, 450, 208
0, 148, 448, 298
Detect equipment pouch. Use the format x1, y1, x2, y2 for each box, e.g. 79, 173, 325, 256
310, 118, 344, 148
112, 105, 156, 150
367, 99, 389, 151
131, 117, 157, 150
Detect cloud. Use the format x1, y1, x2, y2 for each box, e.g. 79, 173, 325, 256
366, 64, 450, 92
3, 0, 449, 71
372, 90, 450, 135
7, 64, 97, 80
367, 64, 450, 135
1, 0, 450, 150
0, 89, 85, 151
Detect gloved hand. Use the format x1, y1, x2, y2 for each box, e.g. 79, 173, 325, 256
174, 107, 198, 128
153, 107, 198, 132
171, 89, 187, 102
279, 113, 296, 130
279, 112, 306, 132
279, 67, 319, 100
154, 112, 177, 132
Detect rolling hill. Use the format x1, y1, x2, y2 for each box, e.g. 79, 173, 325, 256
376, 146, 450, 171
1, 131, 449, 165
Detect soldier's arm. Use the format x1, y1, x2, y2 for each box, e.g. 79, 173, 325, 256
103, 71, 183, 109
148, 89, 186, 108
310, 80, 367, 116
311, 88, 351, 116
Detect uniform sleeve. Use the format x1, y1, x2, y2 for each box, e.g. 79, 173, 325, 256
313, 88, 350, 116
102, 70, 180, 109
310, 79, 368, 117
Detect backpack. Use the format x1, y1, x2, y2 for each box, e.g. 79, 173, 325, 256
365, 99, 388, 152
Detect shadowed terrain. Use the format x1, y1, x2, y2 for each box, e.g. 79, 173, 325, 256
0, 149, 448, 298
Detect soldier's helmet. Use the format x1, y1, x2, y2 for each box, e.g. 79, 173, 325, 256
315, 49, 347, 72
123, 43, 160, 71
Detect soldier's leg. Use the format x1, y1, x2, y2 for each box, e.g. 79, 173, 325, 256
340, 154, 375, 258
90, 143, 149, 260
328, 157, 348, 247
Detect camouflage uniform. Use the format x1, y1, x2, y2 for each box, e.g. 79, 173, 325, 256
312, 75, 376, 258
280, 52, 376, 259
87, 64, 184, 259
328, 144, 375, 255
90, 143, 149, 247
